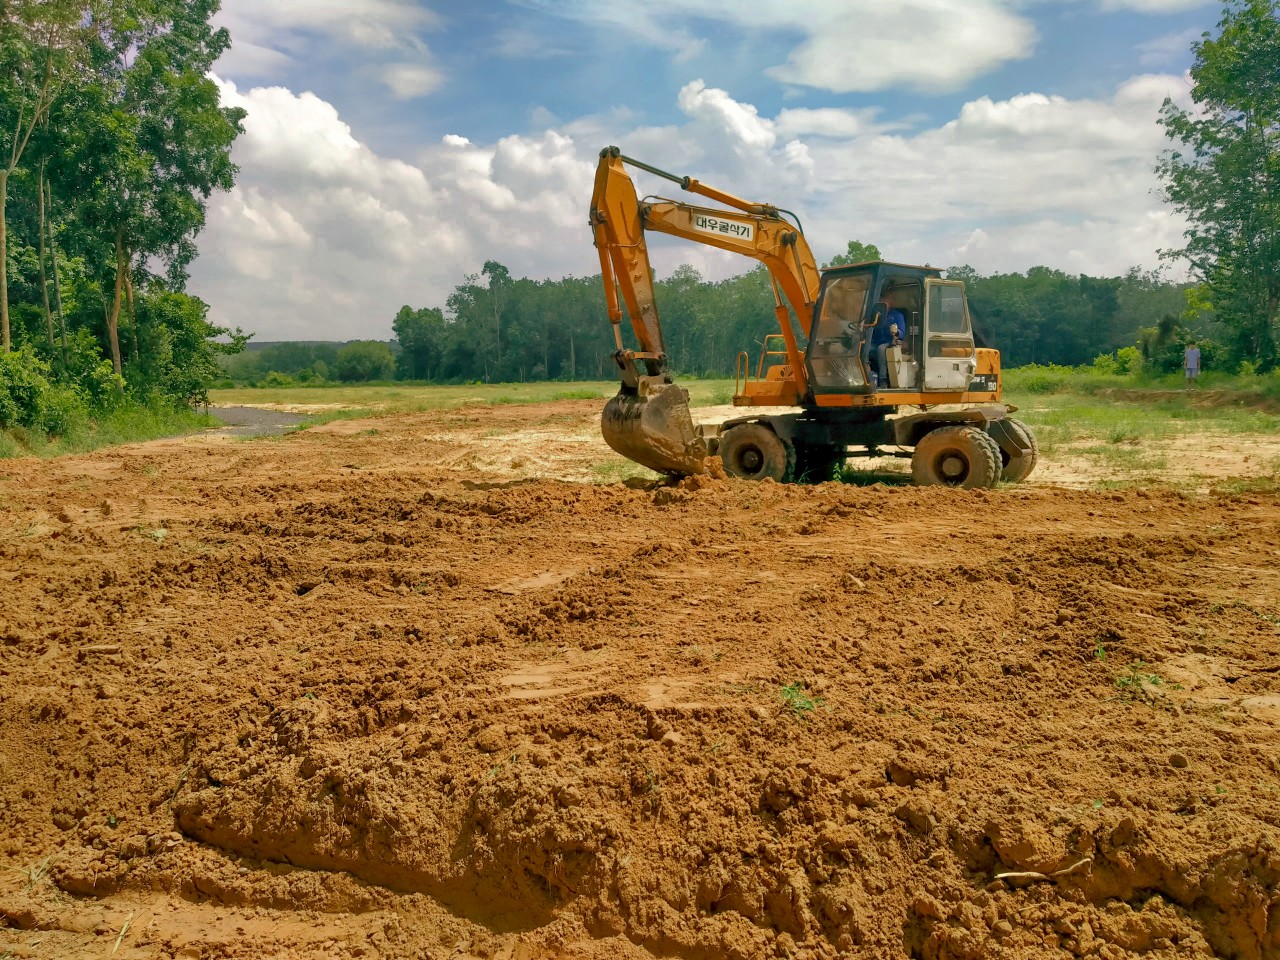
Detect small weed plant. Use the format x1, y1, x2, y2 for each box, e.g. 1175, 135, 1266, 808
780, 682, 824, 718
1114, 660, 1182, 699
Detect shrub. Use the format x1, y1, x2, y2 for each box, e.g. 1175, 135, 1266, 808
1005, 363, 1076, 394
261, 371, 298, 388
335, 341, 395, 382
1116, 346, 1141, 375
0, 347, 88, 435
1092, 353, 1120, 376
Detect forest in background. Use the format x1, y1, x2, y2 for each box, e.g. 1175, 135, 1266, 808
220, 255, 1202, 387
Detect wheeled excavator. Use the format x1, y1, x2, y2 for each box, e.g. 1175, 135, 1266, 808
588, 146, 1038, 488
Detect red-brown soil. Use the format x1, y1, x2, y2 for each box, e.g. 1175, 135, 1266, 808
2, 399, 1280, 959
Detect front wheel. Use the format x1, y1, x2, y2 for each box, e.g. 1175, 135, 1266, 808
720, 424, 792, 482
911, 426, 1001, 489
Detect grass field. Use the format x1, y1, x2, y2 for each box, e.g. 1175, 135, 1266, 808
0, 405, 217, 459
209, 379, 739, 412
210, 377, 1280, 445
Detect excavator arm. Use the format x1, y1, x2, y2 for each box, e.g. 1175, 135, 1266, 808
589, 146, 821, 475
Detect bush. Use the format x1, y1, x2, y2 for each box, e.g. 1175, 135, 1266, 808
0, 347, 88, 435
1005, 363, 1077, 394
1116, 346, 1141, 375
63, 329, 125, 410
261, 371, 298, 388
1092, 346, 1143, 377
335, 341, 395, 382
1091, 353, 1120, 376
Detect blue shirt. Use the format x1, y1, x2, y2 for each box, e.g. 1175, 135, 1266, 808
1185, 346, 1200, 372
873, 308, 906, 346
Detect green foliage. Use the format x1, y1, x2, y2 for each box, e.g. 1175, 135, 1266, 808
130, 288, 250, 405
1, 399, 215, 458
1092, 346, 1142, 376
220, 342, 340, 385
1114, 661, 1180, 699
950, 265, 1190, 367
0, 346, 86, 434
1157, 0, 1280, 371
826, 240, 882, 268
1004, 363, 1078, 394
780, 682, 824, 718
393, 305, 445, 380
0, 0, 246, 440
335, 341, 395, 382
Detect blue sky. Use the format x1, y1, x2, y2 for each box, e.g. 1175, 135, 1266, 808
190, 0, 1220, 341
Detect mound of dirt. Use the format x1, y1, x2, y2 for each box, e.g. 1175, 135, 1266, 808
2, 400, 1280, 959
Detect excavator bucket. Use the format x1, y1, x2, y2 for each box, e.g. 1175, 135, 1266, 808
602, 382, 708, 476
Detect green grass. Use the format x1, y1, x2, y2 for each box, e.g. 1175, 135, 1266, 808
209, 379, 740, 414
1006, 389, 1280, 459
0, 405, 217, 459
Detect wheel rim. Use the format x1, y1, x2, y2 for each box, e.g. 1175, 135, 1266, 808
741, 448, 763, 473
939, 452, 969, 484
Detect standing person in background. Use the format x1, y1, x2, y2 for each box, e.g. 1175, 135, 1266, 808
1184, 341, 1201, 388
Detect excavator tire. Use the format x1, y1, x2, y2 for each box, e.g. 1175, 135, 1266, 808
794, 444, 845, 484
720, 423, 793, 482
911, 425, 1001, 489
999, 419, 1039, 483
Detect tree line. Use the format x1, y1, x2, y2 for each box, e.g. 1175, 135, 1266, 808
225, 254, 1205, 387
0, 0, 245, 435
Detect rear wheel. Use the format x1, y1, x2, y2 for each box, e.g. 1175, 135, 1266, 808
999, 419, 1039, 483
911, 426, 1001, 489
720, 424, 792, 482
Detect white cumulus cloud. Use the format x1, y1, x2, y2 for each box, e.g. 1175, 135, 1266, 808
522, 0, 1036, 93
189, 72, 1195, 340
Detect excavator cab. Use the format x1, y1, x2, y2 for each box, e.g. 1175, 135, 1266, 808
806, 262, 976, 398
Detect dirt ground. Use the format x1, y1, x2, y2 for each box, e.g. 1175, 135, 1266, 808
2, 398, 1280, 960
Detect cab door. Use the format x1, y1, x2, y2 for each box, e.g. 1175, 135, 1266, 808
922, 279, 977, 391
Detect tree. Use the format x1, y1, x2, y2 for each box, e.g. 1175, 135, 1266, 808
0, 0, 84, 352
1157, 0, 1280, 370
335, 341, 394, 382
392, 305, 444, 380
825, 240, 882, 268
133, 287, 249, 404
83, 0, 244, 376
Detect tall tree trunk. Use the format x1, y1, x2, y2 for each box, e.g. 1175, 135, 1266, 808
2, 57, 57, 354
46, 177, 66, 362
124, 270, 139, 365
106, 230, 126, 376
0, 169, 9, 352
37, 164, 54, 351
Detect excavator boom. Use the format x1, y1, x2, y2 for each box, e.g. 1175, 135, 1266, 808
589, 146, 820, 475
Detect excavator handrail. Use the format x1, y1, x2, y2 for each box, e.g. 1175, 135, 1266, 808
757, 334, 789, 381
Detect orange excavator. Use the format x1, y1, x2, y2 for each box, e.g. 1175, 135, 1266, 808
588, 146, 1038, 488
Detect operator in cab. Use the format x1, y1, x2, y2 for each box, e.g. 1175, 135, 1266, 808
867, 292, 907, 388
